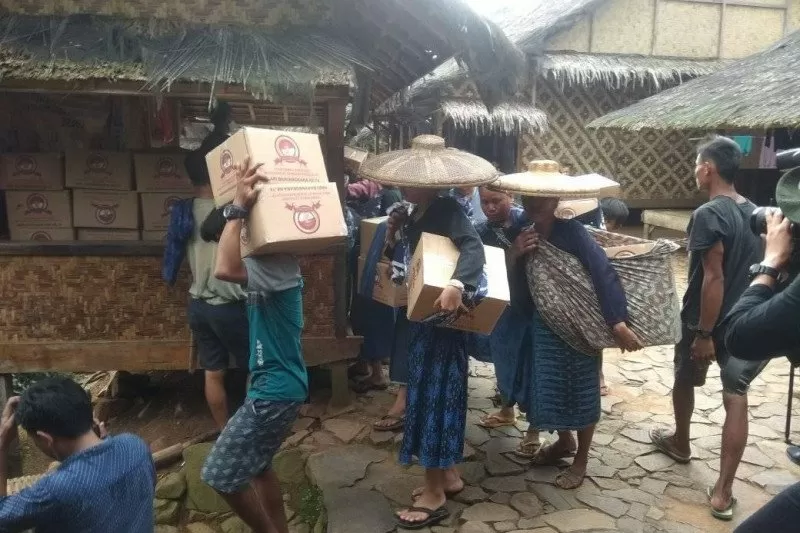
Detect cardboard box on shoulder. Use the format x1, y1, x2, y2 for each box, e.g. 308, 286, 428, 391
6, 191, 72, 233
206, 127, 328, 205
407, 232, 510, 334
0, 153, 64, 190
344, 146, 369, 175
134, 153, 193, 193
240, 182, 347, 257
141, 193, 192, 231
9, 228, 75, 241
66, 151, 132, 190
77, 229, 140, 241
141, 230, 167, 242
72, 190, 139, 229
357, 257, 407, 308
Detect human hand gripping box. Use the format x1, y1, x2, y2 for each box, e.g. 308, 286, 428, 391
239, 182, 347, 257
205, 127, 328, 206
407, 233, 510, 334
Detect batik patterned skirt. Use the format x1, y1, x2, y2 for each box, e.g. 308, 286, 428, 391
399, 322, 468, 469
526, 309, 601, 431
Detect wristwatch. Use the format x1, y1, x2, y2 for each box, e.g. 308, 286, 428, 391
695, 328, 713, 340
748, 263, 782, 282
223, 204, 249, 221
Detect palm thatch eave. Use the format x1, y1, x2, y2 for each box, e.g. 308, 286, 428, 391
587, 30, 800, 131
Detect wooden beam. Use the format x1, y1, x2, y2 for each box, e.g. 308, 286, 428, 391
0, 337, 361, 373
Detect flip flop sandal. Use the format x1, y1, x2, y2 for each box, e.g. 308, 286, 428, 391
514, 439, 544, 459
395, 505, 450, 530
649, 428, 691, 464
707, 487, 737, 521
528, 442, 575, 464
554, 469, 585, 490
373, 414, 405, 432
477, 413, 516, 429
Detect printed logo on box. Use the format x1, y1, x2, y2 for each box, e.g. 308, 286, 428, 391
161, 196, 183, 219
556, 207, 577, 219
274, 136, 307, 166
85, 154, 111, 175
611, 250, 636, 259
13, 156, 40, 177
30, 231, 52, 241
24, 193, 51, 215
92, 202, 119, 225
156, 158, 181, 180
285, 202, 321, 234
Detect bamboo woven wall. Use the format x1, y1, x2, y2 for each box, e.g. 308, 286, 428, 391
518, 79, 704, 206
0, 255, 336, 343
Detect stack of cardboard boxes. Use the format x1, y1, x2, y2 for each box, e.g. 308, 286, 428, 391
1, 150, 194, 242
135, 153, 193, 242
1, 153, 74, 241
68, 151, 139, 241
205, 127, 347, 256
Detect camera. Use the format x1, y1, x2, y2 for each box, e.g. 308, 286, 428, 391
750, 207, 800, 238
750, 206, 800, 278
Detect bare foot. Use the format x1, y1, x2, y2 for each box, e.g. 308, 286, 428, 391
412, 477, 464, 500
398, 489, 447, 526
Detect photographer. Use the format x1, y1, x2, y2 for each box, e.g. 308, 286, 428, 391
726, 168, 800, 533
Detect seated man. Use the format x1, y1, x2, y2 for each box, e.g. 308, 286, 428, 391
0, 376, 155, 532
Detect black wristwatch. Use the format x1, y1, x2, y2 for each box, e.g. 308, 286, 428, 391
223, 204, 249, 221
748, 263, 782, 282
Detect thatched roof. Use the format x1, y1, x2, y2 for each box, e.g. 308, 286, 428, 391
480, 0, 609, 52
0, 1, 524, 107
441, 99, 547, 135
539, 53, 724, 91
588, 30, 800, 130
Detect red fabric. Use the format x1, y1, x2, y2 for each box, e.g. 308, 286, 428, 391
347, 179, 382, 200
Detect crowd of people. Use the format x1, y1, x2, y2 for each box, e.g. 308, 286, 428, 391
0, 131, 797, 533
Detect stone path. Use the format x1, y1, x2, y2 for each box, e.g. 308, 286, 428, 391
287, 254, 800, 533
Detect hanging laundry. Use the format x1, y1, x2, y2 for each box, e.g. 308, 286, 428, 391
732, 136, 753, 156
759, 134, 777, 169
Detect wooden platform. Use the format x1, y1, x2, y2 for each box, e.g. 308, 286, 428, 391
642, 209, 693, 240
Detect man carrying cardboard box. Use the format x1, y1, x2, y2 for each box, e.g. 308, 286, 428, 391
202, 158, 306, 533
183, 130, 249, 430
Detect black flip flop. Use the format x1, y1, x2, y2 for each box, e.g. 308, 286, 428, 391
396, 505, 450, 530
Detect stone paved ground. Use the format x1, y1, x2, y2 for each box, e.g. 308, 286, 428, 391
290, 254, 800, 533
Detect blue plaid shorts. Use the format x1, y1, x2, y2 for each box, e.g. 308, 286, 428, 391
201, 398, 301, 494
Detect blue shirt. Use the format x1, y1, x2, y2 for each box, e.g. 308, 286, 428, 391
0, 434, 155, 533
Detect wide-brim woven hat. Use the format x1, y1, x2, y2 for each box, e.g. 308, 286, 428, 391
358, 135, 498, 188
776, 167, 800, 223
490, 160, 620, 199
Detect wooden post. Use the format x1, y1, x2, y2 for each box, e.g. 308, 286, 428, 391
0, 375, 21, 477
324, 99, 351, 408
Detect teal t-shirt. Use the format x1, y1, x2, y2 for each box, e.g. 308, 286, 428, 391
243, 257, 308, 402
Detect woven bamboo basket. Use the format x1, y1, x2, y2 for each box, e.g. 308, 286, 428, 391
8, 473, 46, 495
526, 228, 682, 355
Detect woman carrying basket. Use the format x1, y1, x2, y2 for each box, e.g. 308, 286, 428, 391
491, 160, 643, 489
359, 136, 494, 529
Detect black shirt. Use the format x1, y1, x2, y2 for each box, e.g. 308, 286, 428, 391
723, 276, 800, 361
682, 196, 763, 328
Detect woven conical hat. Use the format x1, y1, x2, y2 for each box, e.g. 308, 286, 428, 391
491, 160, 620, 199
358, 135, 498, 188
